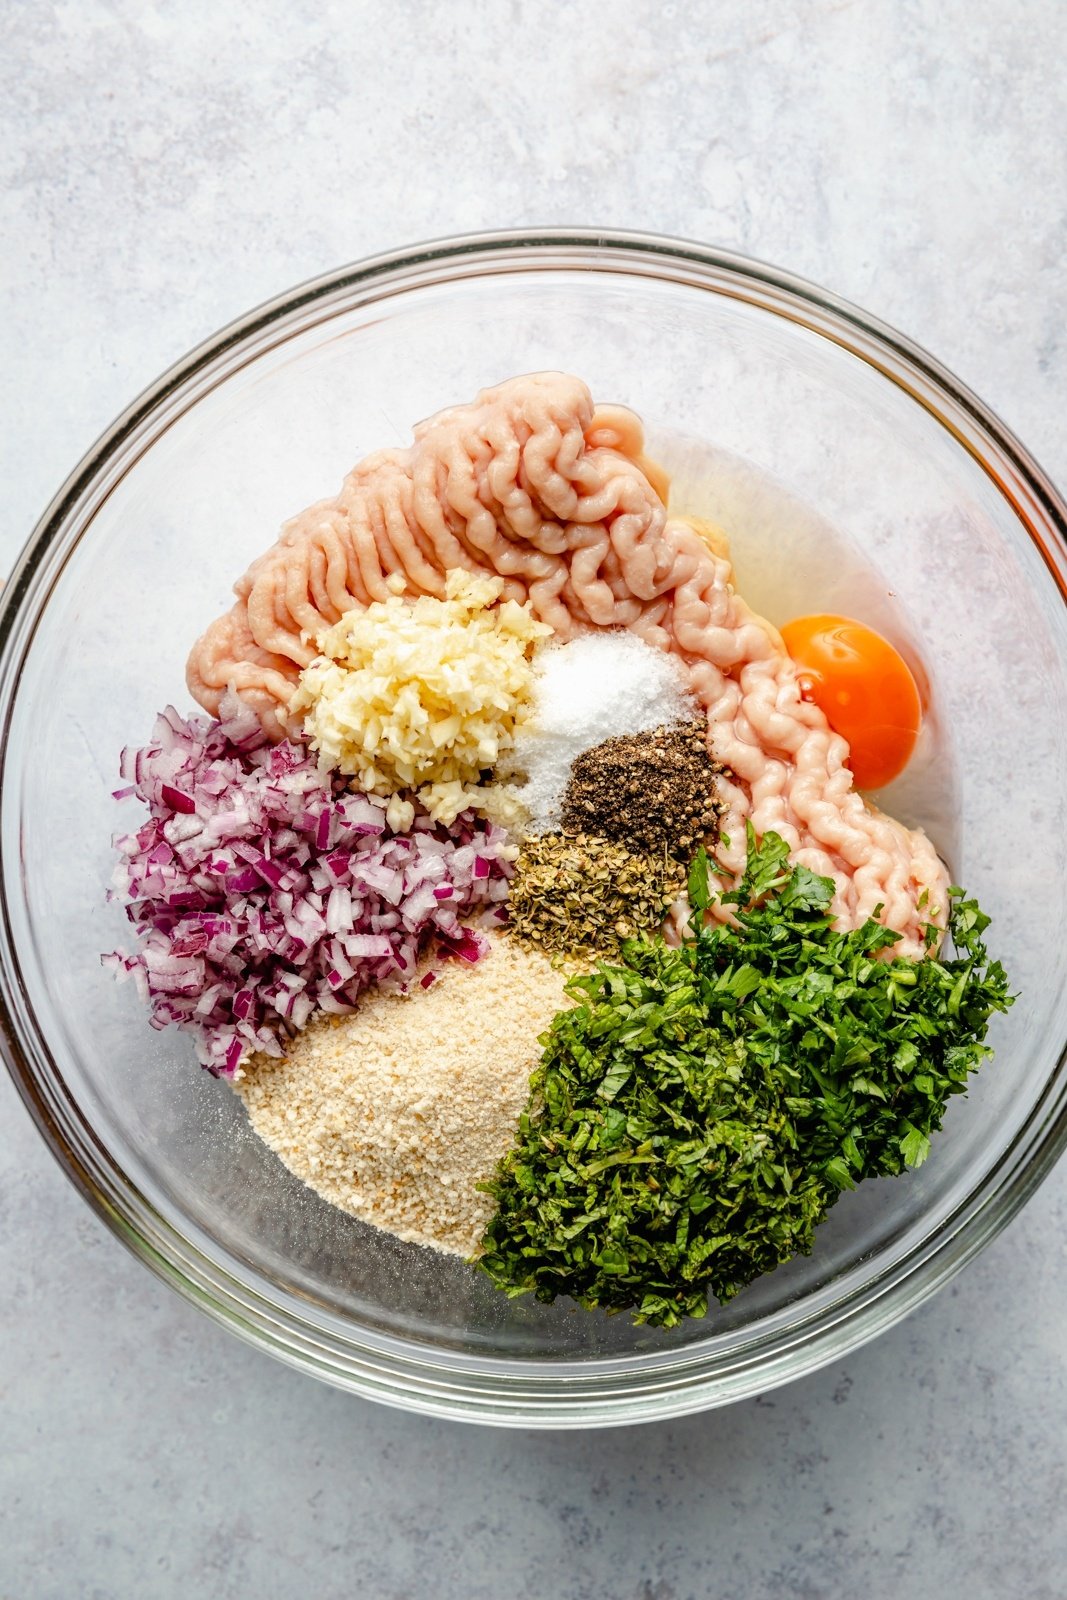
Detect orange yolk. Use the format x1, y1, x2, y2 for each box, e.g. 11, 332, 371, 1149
779, 614, 923, 791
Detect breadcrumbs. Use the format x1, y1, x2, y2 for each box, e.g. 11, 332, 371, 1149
234, 933, 572, 1255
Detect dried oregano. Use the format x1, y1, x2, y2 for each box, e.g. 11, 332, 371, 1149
505, 832, 685, 960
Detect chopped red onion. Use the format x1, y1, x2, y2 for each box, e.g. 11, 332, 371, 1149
160, 784, 197, 815
104, 694, 515, 1076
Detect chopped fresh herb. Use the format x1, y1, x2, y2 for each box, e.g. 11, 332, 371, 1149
477, 828, 1013, 1327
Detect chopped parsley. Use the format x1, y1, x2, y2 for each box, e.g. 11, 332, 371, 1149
477, 828, 1013, 1327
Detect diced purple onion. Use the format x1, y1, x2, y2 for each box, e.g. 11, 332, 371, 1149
160, 784, 197, 815
103, 694, 514, 1076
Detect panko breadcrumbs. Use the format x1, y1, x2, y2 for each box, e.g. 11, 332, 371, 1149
234, 933, 573, 1256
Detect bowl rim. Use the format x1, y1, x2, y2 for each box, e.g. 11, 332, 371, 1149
2, 226, 1066, 1427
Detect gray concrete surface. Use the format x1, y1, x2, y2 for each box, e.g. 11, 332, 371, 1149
3, 2, 1066, 1596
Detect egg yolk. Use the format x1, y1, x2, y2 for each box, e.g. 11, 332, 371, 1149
779, 614, 922, 791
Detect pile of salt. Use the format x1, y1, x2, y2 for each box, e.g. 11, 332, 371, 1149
507, 631, 697, 832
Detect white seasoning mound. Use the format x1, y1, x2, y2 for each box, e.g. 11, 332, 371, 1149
234, 934, 573, 1256
507, 631, 697, 832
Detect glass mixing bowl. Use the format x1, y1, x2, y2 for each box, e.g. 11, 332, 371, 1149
2, 231, 1066, 1427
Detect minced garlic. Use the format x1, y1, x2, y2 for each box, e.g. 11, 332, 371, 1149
290, 570, 550, 823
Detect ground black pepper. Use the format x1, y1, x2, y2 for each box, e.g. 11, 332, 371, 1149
560, 722, 724, 860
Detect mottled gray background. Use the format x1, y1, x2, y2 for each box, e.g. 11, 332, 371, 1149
3, 2, 1066, 1597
